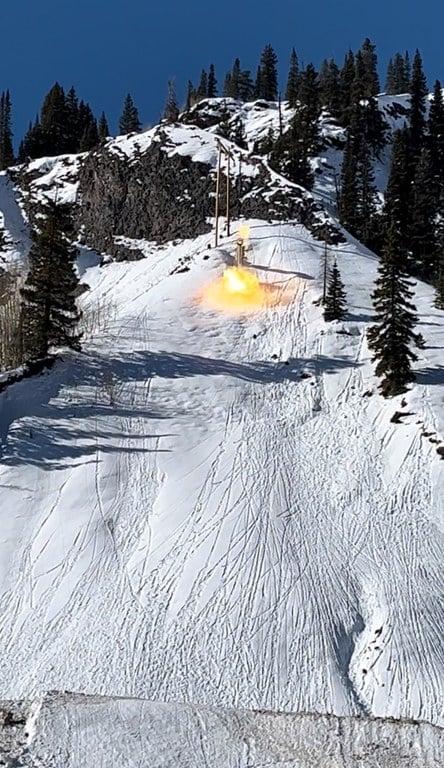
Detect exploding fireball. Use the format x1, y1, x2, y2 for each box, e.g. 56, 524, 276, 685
198, 265, 295, 314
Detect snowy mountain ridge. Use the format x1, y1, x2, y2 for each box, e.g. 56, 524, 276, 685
0, 95, 443, 764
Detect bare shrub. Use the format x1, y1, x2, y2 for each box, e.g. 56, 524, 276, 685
0, 269, 23, 370
79, 295, 118, 342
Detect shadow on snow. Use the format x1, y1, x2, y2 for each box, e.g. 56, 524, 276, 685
0, 348, 358, 469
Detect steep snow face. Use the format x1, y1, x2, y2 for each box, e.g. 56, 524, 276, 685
0, 221, 443, 726
2, 692, 443, 767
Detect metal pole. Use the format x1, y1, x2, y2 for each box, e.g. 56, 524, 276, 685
215, 145, 222, 247
226, 152, 231, 237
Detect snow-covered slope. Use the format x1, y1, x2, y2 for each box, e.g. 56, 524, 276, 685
0, 99, 444, 762
0, 219, 443, 726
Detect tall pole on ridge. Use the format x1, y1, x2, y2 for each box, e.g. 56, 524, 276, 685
214, 144, 222, 247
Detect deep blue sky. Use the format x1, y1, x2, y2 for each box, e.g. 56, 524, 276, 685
2, 0, 443, 146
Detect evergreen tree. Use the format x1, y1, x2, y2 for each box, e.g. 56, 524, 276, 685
230, 58, 241, 98
65, 86, 81, 153
384, 127, 411, 257
98, 112, 110, 140
0, 90, 14, 169
19, 118, 50, 160
119, 94, 141, 134
197, 69, 208, 100
254, 66, 262, 99
163, 79, 179, 123
408, 49, 427, 164
338, 131, 359, 232
185, 80, 196, 110
355, 129, 379, 245
385, 57, 395, 93
318, 59, 341, 118
20, 201, 81, 360
339, 50, 355, 125
269, 106, 315, 189
79, 115, 99, 151
435, 250, 444, 309
360, 37, 380, 97
238, 70, 254, 101
428, 80, 444, 204
232, 117, 247, 149
367, 220, 422, 397
385, 52, 411, 94
208, 64, 217, 98
258, 45, 278, 101
323, 260, 347, 321
285, 48, 299, 107
223, 72, 233, 98
298, 64, 320, 125
409, 146, 438, 277
40, 82, 68, 154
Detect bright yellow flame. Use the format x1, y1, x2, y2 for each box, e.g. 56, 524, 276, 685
222, 266, 258, 295
238, 225, 250, 241
198, 266, 297, 315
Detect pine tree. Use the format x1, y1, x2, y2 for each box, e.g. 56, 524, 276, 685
385, 52, 411, 94
384, 127, 411, 257
258, 45, 278, 101
208, 64, 217, 98
65, 86, 81, 153
40, 82, 68, 154
232, 117, 247, 149
197, 69, 208, 100
323, 260, 347, 321
20, 201, 81, 361
409, 146, 438, 277
435, 250, 444, 309
339, 50, 355, 125
298, 64, 320, 125
98, 112, 109, 140
185, 80, 196, 110
163, 79, 179, 123
338, 131, 359, 233
409, 50, 427, 165
119, 94, 141, 134
285, 48, 299, 107
367, 220, 422, 397
318, 59, 341, 118
269, 106, 314, 189
238, 70, 254, 101
254, 66, 262, 99
360, 37, 380, 97
79, 116, 99, 151
0, 91, 14, 169
428, 80, 444, 204
230, 58, 241, 98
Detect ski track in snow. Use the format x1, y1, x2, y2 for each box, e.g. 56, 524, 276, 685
0, 221, 443, 729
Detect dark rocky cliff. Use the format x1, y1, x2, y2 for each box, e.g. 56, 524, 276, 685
14, 121, 343, 262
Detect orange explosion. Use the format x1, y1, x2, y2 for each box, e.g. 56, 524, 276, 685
198, 265, 295, 314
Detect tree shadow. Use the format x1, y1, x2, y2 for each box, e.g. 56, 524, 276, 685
346, 311, 374, 323
0, 349, 359, 469
244, 260, 314, 280
104, 348, 359, 385
415, 366, 444, 386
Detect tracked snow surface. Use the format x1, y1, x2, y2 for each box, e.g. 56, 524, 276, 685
0, 98, 444, 764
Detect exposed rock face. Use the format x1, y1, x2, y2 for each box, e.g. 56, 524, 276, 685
78, 136, 215, 259
76, 130, 341, 260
